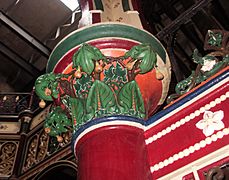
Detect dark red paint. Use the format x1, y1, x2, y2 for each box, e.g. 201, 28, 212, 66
75, 125, 152, 180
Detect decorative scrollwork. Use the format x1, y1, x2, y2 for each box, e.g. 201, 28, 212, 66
0, 94, 25, 114
23, 130, 50, 172
36, 131, 49, 162
0, 141, 18, 176
23, 135, 38, 171
0, 92, 40, 115
167, 30, 229, 104
23, 129, 72, 172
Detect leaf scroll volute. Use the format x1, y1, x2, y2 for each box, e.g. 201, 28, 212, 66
125, 44, 157, 74
73, 44, 105, 75
118, 81, 145, 118
86, 80, 117, 118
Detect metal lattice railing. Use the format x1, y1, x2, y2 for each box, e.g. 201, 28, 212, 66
0, 89, 40, 117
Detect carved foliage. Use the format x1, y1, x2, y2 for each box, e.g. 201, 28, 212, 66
35, 43, 158, 138
23, 129, 71, 172
0, 141, 18, 176
23, 130, 49, 171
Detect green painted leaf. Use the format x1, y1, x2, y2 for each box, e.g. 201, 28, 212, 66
114, 63, 127, 82
208, 31, 222, 47
175, 71, 195, 94
125, 44, 148, 58
118, 81, 145, 118
69, 97, 85, 126
45, 106, 71, 136
86, 80, 116, 118
35, 73, 59, 101
90, 44, 106, 60
125, 44, 157, 74
193, 49, 204, 65
104, 64, 115, 81
74, 74, 93, 99
72, 44, 105, 74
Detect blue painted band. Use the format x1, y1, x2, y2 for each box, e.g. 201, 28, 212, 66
145, 69, 228, 126
71, 115, 145, 151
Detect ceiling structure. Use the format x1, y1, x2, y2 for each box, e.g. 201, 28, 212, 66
0, 0, 81, 92
0, 0, 228, 94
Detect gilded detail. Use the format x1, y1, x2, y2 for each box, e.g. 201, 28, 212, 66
23, 128, 72, 172
0, 142, 18, 176
23, 135, 38, 171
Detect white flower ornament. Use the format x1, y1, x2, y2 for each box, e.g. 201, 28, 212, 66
196, 110, 224, 136
201, 59, 216, 72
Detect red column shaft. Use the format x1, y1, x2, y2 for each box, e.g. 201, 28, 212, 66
75, 125, 152, 180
